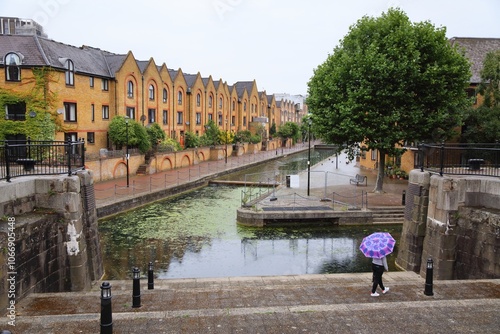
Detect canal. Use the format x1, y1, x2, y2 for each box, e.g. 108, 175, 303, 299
98, 149, 401, 280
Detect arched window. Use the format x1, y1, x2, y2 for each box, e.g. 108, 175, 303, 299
163, 88, 168, 103
208, 95, 213, 108
219, 97, 223, 109
5, 53, 21, 81
196, 93, 201, 107
65, 59, 74, 86
127, 81, 134, 98
177, 91, 183, 105
149, 84, 155, 100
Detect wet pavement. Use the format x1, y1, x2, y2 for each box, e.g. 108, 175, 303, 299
9, 146, 498, 333
12, 272, 500, 333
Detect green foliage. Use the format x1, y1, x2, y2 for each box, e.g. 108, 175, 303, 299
307, 8, 471, 190
203, 120, 220, 145
277, 122, 300, 143
219, 130, 235, 145
158, 137, 182, 152
462, 50, 500, 143
146, 123, 166, 149
184, 131, 200, 148
270, 122, 277, 137
234, 130, 252, 143
108, 116, 151, 153
0, 67, 60, 141
250, 134, 262, 144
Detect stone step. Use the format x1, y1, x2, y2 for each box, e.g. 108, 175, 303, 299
135, 164, 148, 175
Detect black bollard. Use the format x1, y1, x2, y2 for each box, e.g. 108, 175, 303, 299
402, 190, 406, 206
132, 267, 141, 308
100, 281, 113, 334
424, 257, 434, 296
148, 262, 154, 290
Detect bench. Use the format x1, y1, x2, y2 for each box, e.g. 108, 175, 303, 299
350, 174, 367, 186
468, 159, 484, 171
16, 158, 36, 171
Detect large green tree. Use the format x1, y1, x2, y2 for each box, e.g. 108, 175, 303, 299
307, 8, 471, 192
461, 50, 500, 143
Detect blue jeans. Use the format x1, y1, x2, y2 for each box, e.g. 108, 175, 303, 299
372, 264, 385, 293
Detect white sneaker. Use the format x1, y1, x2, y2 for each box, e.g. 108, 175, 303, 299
371, 292, 380, 297
383, 287, 390, 294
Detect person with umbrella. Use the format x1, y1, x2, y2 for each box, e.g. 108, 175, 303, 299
359, 232, 395, 297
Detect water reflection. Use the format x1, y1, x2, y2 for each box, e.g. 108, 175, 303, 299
99, 183, 401, 280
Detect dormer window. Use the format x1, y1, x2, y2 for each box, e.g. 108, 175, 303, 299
5, 53, 21, 81
64, 59, 74, 86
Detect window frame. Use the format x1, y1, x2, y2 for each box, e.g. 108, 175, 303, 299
102, 105, 109, 119
101, 79, 109, 91
127, 81, 134, 98
177, 111, 183, 125
65, 59, 74, 86
5, 52, 21, 82
148, 108, 156, 123
149, 84, 155, 101
63, 102, 77, 122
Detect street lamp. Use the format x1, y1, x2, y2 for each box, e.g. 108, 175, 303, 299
307, 119, 312, 196
225, 118, 228, 164
125, 117, 130, 188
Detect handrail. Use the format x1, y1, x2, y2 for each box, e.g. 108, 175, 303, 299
418, 143, 500, 177
0, 138, 85, 182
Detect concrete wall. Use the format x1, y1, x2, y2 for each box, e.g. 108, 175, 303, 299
0, 171, 102, 311
397, 170, 500, 279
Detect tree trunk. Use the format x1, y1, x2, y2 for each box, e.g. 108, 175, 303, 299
374, 150, 386, 193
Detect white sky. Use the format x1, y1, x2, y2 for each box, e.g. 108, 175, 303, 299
2, 0, 499, 95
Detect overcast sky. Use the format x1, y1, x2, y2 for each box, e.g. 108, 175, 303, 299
2, 0, 499, 95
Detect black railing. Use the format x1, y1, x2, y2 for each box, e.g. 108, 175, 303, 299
418, 143, 500, 177
0, 138, 85, 182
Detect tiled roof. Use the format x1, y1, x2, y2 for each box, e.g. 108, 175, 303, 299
0, 34, 122, 78
450, 37, 500, 84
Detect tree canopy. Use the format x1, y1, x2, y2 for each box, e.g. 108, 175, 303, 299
307, 8, 471, 192
461, 50, 500, 143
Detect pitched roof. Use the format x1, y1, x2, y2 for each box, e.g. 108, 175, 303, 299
0, 34, 122, 78
450, 37, 500, 84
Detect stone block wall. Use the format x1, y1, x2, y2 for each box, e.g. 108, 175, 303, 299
397, 170, 500, 280
0, 171, 102, 312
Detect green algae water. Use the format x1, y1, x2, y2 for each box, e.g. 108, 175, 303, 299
99, 184, 401, 280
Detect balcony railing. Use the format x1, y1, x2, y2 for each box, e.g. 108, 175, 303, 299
0, 138, 85, 182
418, 143, 500, 177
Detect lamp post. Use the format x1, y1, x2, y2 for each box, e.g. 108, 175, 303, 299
125, 117, 130, 188
307, 119, 312, 196
225, 118, 228, 164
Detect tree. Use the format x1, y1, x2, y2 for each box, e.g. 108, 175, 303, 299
307, 8, 471, 192
277, 122, 300, 144
461, 50, 500, 143
146, 123, 166, 150
108, 116, 151, 153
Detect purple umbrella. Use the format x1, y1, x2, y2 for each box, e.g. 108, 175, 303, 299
359, 232, 396, 259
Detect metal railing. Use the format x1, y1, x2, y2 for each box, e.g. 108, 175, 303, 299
418, 143, 500, 177
0, 138, 85, 181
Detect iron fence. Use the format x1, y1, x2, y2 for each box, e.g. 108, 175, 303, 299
417, 143, 500, 176
418, 143, 500, 177
0, 138, 85, 181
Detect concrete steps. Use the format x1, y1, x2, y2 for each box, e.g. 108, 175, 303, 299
371, 206, 405, 224
135, 164, 148, 175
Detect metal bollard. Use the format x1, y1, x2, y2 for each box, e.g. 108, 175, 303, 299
148, 262, 154, 290
424, 257, 434, 296
402, 190, 406, 206
132, 267, 141, 308
100, 281, 113, 334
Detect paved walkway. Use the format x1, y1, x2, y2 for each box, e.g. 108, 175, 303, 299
7, 147, 500, 333
13, 272, 500, 333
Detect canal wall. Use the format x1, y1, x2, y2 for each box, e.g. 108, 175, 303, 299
0, 171, 102, 312
396, 170, 500, 279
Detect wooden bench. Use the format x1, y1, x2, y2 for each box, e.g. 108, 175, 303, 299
350, 174, 367, 186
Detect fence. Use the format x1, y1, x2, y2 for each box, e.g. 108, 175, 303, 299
418, 143, 500, 177
0, 138, 85, 181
